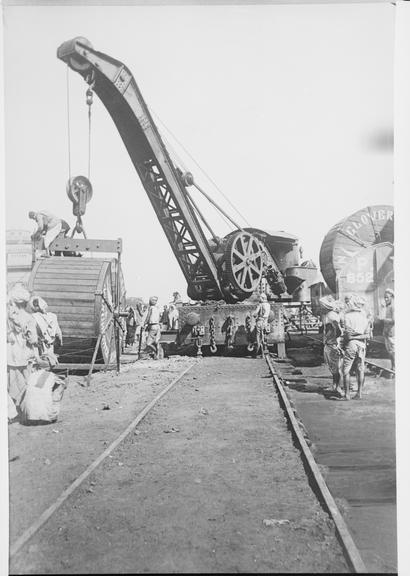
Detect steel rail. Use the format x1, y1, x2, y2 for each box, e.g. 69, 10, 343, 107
9, 362, 195, 559
264, 353, 368, 574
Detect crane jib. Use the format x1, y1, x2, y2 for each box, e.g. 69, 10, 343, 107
57, 37, 287, 303
57, 37, 223, 301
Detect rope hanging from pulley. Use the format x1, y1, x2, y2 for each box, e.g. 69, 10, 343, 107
65, 66, 95, 238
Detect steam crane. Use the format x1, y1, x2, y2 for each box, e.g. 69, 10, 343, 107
55, 37, 313, 356
57, 37, 288, 306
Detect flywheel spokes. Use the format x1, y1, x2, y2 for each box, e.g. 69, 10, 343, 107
225, 231, 264, 295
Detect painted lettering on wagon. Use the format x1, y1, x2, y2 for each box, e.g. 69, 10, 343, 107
343, 209, 393, 238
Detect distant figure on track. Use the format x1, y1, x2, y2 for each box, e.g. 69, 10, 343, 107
171, 291, 183, 305
319, 295, 343, 395
382, 289, 395, 372
167, 302, 179, 330
125, 306, 138, 347
253, 293, 271, 357
341, 294, 371, 400
29, 211, 70, 256
144, 296, 162, 359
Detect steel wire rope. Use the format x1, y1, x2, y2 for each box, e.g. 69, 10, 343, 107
151, 109, 250, 227
158, 127, 235, 232
88, 104, 92, 180
87, 85, 93, 181
66, 65, 72, 181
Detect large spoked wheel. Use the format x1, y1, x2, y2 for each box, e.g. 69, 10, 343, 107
225, 231, 264, 296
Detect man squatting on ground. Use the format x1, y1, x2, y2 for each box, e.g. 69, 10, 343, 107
319, 295, 343, 395
29, 210, 70, 256
341, 294, 371, 400
382, 289, 395, 372
144, 296, 162, 359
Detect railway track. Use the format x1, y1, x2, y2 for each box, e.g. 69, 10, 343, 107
9, 354, 375, 573
264, 353, 367, 573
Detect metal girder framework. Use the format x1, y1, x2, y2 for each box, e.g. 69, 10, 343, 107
57, 38, 224, 301
139, 157, 218, 295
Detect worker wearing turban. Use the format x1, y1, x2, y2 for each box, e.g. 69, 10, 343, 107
7, 285, 39, 418
30, 296, 62, 368
341, 293, 371, 400
252, 293, 271, 357
320, 296, 343, 394
144, 296, 161, 358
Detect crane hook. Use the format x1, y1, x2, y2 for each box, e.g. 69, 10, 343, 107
86, 87, 94, 107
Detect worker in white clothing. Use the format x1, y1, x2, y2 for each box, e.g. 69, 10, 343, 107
144, 296, 162, 359
253, 293, 271, 357
29, 211, 70, 256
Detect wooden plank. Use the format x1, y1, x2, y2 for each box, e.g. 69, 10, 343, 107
59, 331, 95, 340
31, 290, 96, 299
57, 312, 95, 322
39, 259, 104, 267
59, 320, 95, 330
44, 299, 94, 308
36, 266, 102, 275
33, 278, 98, 287
36, 271, 100, 279
46, 304, 95, 314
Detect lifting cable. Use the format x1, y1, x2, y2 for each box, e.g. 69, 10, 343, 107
160, 129, 236, 232
86, 77, 94, 181
151, 109, 251, 227
66, 65, 72, 182
66, 66, 94, 182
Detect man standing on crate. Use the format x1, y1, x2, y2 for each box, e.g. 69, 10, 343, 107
144, 296, 162, 359
341, 294, 371, 401
319, 296, 343, 396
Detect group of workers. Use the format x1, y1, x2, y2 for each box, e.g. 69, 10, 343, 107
7, 284, 64, 424
320, 289, 395, 400
125, 292, 182, 359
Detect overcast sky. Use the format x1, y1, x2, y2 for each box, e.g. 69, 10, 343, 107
4, 2, 394, 303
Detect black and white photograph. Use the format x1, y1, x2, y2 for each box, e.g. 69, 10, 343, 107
2, 0, 408, 573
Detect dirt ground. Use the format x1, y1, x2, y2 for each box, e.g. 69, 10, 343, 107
8, 356, 195, 544
10, 356, 348, 574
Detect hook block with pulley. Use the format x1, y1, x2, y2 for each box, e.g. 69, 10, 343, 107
66, 175, 93, 217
